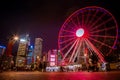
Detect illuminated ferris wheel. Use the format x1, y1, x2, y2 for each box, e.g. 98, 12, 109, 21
58, 6, 118, 64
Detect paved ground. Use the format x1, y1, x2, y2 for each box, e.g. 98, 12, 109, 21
0, 71, 120, 80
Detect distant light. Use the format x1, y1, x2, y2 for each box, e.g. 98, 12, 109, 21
20, 39, 26, 42
76, 28, 84, 37
37, 56, 40, 59
30, 45, 33, 48
50, 58, 55, 61
84, 54, 87, 57
50, 62, 55, 66
18, 60, 22, 62
50, 55, 55, 57
0, 46, 6, 49
14, 36, 19, 40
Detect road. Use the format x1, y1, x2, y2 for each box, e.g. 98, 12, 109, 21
0, 71, 120, 80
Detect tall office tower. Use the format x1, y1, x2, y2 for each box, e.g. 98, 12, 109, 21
16, 34, 30, 67
27, 45, 34, 65
34, 38, 43, 62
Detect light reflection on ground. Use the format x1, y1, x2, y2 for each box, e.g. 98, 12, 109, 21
0, 71, 120, 80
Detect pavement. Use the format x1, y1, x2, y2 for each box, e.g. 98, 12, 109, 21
0, 71, 120, 80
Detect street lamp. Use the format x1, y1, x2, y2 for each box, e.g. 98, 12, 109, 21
6, 35, 19, 56
14, 36, 19, 41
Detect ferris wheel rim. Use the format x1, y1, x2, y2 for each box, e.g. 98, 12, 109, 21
58, 6, 118, 58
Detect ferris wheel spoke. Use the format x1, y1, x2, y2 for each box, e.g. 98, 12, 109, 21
72, 39, 82, 62
62, 29, 75, 34
59, 37, 76, 44
89, 13, 106, 29
61, 39, 78, 62
84, 38, 95, 54
87, 9, 98, 26
84, 43, 93, 55
91, 17, 113, 31
77, 16, 82, 27
84, 10, 91, 25
90, 26, 115, 34
71, 19, 79, 28
85, 38, 105, 62
90, 34, 116, 38
59, 34, 75, 38
85, 39, 105, 61
88, 37, 113, 49
63, 25, 74, 31
69, 39, 80, 63
82, 12, 84, 27
61, 39, 76, 51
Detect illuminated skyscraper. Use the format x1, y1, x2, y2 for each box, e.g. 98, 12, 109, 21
34, 38, 43, 62
16, 34, 30, 67
27, 45, 34, 65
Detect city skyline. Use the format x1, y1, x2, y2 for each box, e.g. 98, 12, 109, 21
0, 0, 119, 52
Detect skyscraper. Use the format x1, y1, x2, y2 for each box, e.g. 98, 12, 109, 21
16, 34, 30, 67
34, 38, 43, 63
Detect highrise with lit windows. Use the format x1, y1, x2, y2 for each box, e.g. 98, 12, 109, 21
16, 34, 30, 67
34, 38, 43, 63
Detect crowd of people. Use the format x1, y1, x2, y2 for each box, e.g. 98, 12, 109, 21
0, 56, 111, 72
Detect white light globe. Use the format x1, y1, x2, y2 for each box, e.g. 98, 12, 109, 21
76, 28, 84, 37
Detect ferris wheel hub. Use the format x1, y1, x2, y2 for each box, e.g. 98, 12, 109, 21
76, 28, 84, 37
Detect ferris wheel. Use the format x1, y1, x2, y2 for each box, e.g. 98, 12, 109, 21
58, 6, 118, 64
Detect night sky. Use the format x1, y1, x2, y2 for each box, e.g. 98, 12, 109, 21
0, 0, 119, 52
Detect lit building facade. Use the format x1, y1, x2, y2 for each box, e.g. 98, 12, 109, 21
26, 45, 34, 65
16, 34, 30, 67
34, 38, 43, 63
48, 49, 58, 66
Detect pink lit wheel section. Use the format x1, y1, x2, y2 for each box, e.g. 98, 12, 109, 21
58, 6, 118, 63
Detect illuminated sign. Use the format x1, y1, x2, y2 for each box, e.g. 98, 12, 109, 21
50, 55, 55, 57
50, 62, 55, 66
50, 58, 55, 61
